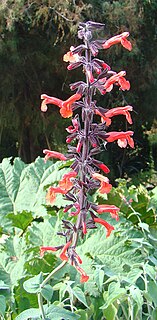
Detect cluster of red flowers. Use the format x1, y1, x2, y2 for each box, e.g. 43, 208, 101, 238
40, 21, 133, 283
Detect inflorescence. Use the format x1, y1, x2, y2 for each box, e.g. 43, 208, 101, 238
40, 21, 133, 283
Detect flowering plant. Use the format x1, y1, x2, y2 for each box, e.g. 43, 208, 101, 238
39, 21, 133, 317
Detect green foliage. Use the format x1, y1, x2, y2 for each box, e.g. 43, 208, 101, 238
0, 157, 157, 319
0, 157, 70, 225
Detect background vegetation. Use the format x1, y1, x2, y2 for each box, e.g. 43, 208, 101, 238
0, 0, 157, 180
0, 157, 157, 319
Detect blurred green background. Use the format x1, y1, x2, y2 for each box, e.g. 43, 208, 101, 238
0, 0, 157, 182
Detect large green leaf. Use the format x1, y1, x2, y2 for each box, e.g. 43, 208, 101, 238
0, 235, 28, 287
15, 308, 40, 320
0, 157, 70, 219
0, 295, 6, 316
46, 304, 80, 319
15, 305, 80, 320
79, 220, 144, 278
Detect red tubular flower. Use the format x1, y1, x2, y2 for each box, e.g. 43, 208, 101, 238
46, 171, 77, 205
106, 131, 134, 148
102, 62, 111, 70
41, 95, 62, 112
92, 173, 112, 194
43, 149, 67, 162
94, 217, 114, 237
40, 246, 58, 257
63, 46, 80, 63
103, 32, 132, 51
93, 160, 110, 173
59, 171, 77, 191
75, 266, 89, 283
60, 241, 72, 261
75, 254, 83, 264
46, 186, 67, 205
60, 93, 82, 118
41, 93, 82, 118
96, 204, 120, 221
104, 106, 133, 125
103, 71, 130, 92
96, 106, 133, 125
95, 109, 111, 126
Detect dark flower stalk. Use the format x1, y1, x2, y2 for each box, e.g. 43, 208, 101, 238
40, 21, 133, 284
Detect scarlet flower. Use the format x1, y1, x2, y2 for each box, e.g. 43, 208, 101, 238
75, 265, 89, 283
96, 204, 120, 221
98, 163, 110, 173
75, 254, 82, 264
93, 160, 110, 173
106, 131, 134, 148
104, 106, 133, 124
92, 173, 112, 194
63, 46, 80, 63
59, 171, 77, 191
103, 71, 130, 92
96, 106, 133, 125
41, 93, 82, 118
43, 149, 67, 162
46, 171, 77, 205
46, 186, 66, 205
94, 217, 114, 237
103, 32, 132, 51
40, 246, 58, 257
60, 241, 72, 261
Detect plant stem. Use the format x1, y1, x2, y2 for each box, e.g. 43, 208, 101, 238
37, 291, 45, 320
38, 260, 67, 319
73, 39, 92, 243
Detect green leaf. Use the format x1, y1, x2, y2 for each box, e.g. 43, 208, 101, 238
41, 284, 53, 301
94, 268, 104, 292
46, 304, 80, 319
129, 286, 143, 318
75, 310, 88, 320
7, 211, 33, 230
148, 280, 157, 306
0, 235, 28, 287
152, 308, 157, 320
0, 295, 6, 316
0, 157, 70, 218
23, 273, 43, 293
123, 268, 143, 284
103, 303, 117, 320
72, 286, 88, 308
101, 282, 126, 309
15, 308, 40, 320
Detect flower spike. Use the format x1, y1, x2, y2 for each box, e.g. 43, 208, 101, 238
39, 21, 134, 285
